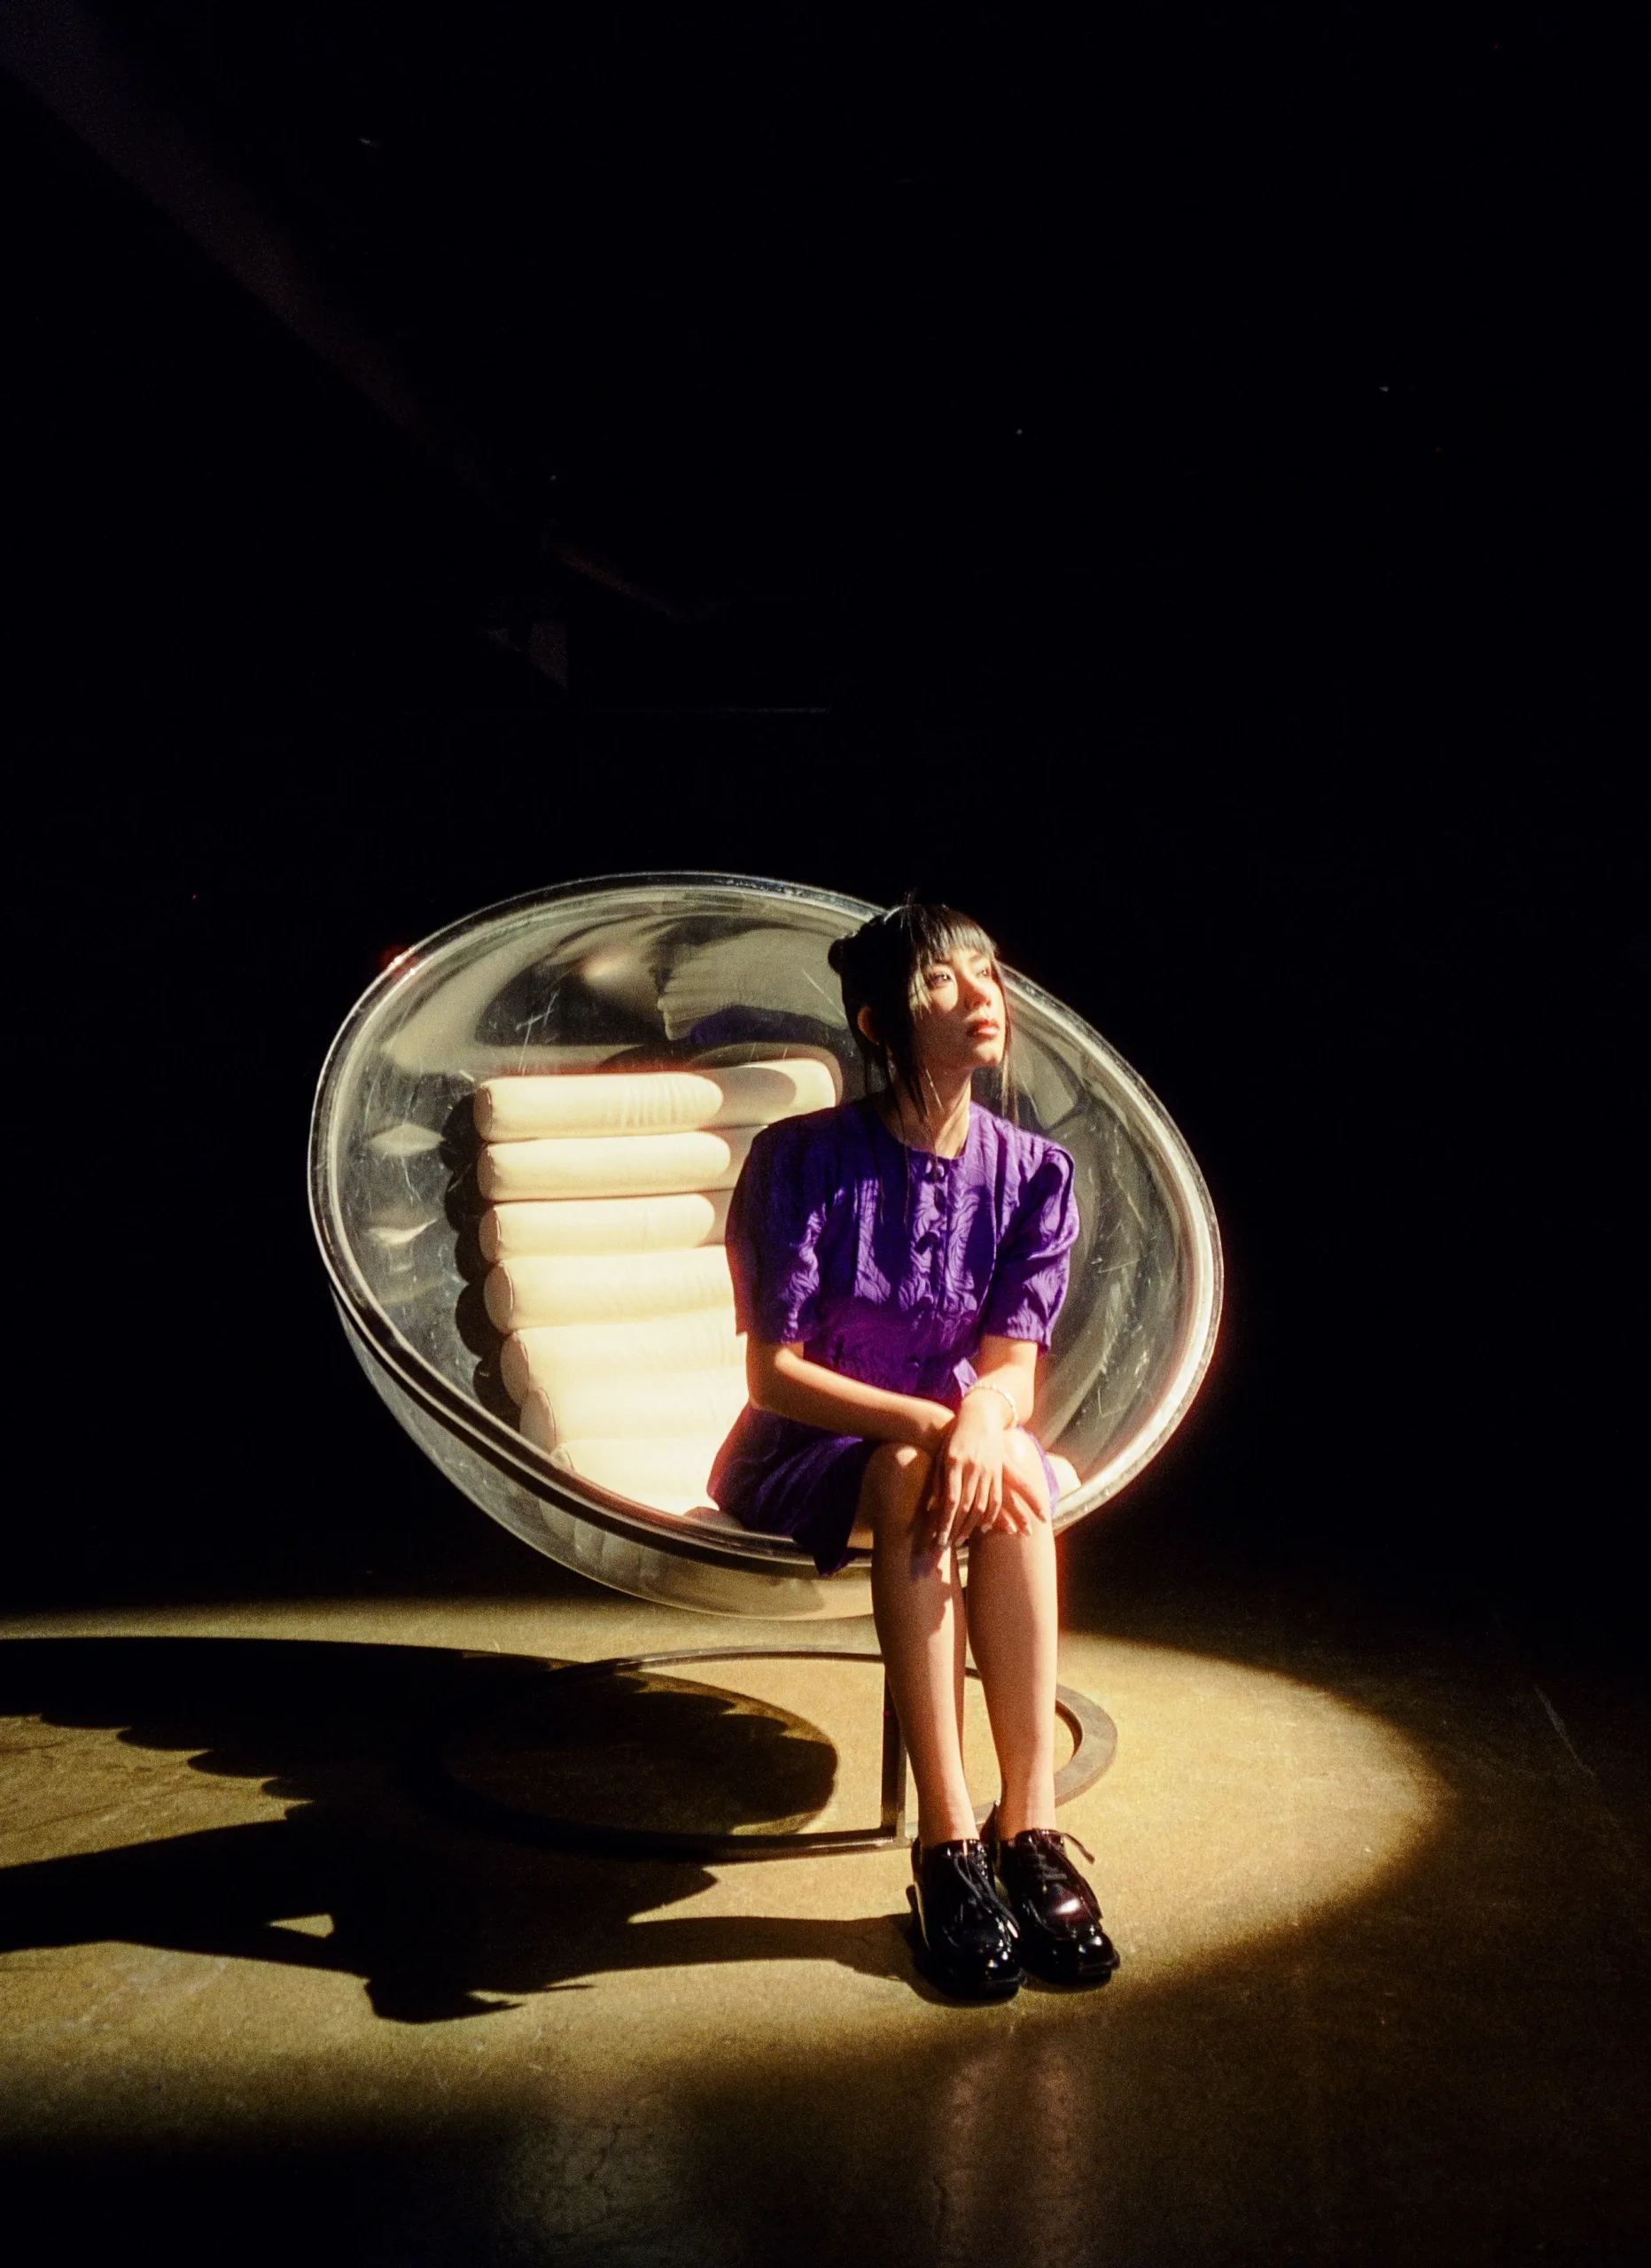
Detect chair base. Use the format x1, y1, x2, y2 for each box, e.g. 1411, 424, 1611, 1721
418, 1645, 1118, 1864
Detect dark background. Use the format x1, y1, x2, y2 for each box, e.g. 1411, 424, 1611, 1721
3, 6, 1639, 1652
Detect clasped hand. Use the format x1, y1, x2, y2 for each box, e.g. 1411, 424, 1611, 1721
922, 1396, 1048, 1555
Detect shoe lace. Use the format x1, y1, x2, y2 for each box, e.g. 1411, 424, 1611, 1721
945, 1843, 1000, 1906
963, 1842, 1020, 1937
983, 1809, 1095, 1870
921, 1840, 1019, 1938
962, 1839, 1008, 1899
1006, 1826, 1096, 1880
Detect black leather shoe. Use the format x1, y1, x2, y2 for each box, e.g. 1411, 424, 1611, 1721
985, 1819, 1119, 1987
908, 1838, 1024, 2002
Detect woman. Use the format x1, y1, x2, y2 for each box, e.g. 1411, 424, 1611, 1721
709, 898, 1118, 2001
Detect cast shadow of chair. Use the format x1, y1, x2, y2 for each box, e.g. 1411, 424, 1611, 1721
0, 1635, 921, 2025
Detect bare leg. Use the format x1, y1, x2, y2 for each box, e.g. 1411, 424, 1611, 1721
857, 1443, 976, 1846
966, 1432, 1060, 1840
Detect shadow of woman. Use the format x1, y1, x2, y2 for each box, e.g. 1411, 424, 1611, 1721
0, 1635, 915, 2023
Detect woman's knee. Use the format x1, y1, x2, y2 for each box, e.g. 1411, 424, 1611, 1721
1003, 1429, 1052, 1518
860, 1441, 931, 1533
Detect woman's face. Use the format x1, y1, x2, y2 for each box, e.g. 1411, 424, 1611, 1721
910, 945, 1007, 1076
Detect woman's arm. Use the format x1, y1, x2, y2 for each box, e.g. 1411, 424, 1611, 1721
927, 1336, 1045, 1550
746, 1340, 954, 1452
748, 1333, 1047, 1554
969, 1336, 1040, 1428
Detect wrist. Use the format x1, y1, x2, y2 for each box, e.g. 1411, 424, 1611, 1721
913, 1402, 954, 1451
962, 1379, 1019, 1429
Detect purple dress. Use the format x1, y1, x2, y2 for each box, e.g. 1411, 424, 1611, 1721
707, 1096, 1079, 1573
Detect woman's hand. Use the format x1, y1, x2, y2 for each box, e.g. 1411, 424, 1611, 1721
923, 1394, 1045, 1553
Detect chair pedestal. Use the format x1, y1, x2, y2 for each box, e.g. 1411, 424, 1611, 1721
420, 1646, 1117, 1863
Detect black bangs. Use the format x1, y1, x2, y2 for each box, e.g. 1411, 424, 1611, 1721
899, 904, 1001, 1009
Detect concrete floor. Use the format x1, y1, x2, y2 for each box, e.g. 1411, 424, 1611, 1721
4, 1525, 1649, 2267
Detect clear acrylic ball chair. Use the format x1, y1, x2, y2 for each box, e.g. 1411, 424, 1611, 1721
308, 873, 1222, 1859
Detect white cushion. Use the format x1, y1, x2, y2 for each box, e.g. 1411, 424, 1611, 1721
474, 1058, 837, 1140
479, 1190, 730, 1262
500, 1312, 743, 1403
543, 1436, 738, 1520
518, 1367, 750, 1449
471, 1060, 842, 1518
485, 1244, 733, 1332
479, 1125, 759, 1202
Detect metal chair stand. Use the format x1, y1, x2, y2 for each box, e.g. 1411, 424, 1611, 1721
423, 1644, 1118, 1864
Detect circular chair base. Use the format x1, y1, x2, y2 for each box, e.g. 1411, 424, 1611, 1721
419, 1646, 1118, 1864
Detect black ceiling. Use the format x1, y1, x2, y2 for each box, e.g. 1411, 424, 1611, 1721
4, 4, 1618, 661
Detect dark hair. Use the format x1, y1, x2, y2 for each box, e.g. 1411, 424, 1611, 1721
827, 897, 1016, 1120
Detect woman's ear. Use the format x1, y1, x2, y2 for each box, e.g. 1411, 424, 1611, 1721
855, 1004, 879, 1045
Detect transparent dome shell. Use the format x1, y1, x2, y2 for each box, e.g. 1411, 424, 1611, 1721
308, 874, 1222, 1619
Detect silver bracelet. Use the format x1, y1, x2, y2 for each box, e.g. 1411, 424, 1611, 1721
962, 1379, 1020, 1427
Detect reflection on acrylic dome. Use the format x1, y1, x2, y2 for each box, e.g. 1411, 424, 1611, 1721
308, 874, 1221, 1619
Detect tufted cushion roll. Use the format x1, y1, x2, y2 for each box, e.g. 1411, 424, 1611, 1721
471, 1061, 824, 1511
541, 1437, 734, 1518
500, 1312, 744, 1404
478, 1125, 759, 1203
479, 1191, 730, 1262
518, 1367, 750, 1449
474, 1058, 837, 1141
484, 1244, 734, 1333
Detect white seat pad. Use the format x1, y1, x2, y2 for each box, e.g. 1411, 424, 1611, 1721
479, 1191, 731, 1262
518, 1367, 750, 1450
472, 1059, 839, 1518
474, 1059, 837, 1140
501, 1312, 742, 1402
479, 1125, 759, 1202
484, 1244, 734, 1332
545, 1436, 743, 1521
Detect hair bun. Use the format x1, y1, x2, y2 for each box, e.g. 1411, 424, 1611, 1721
826, 936, 847, 973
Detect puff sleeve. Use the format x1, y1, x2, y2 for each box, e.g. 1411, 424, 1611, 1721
724, 1117, 840, 1348
979, 1143, 1079, 1349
